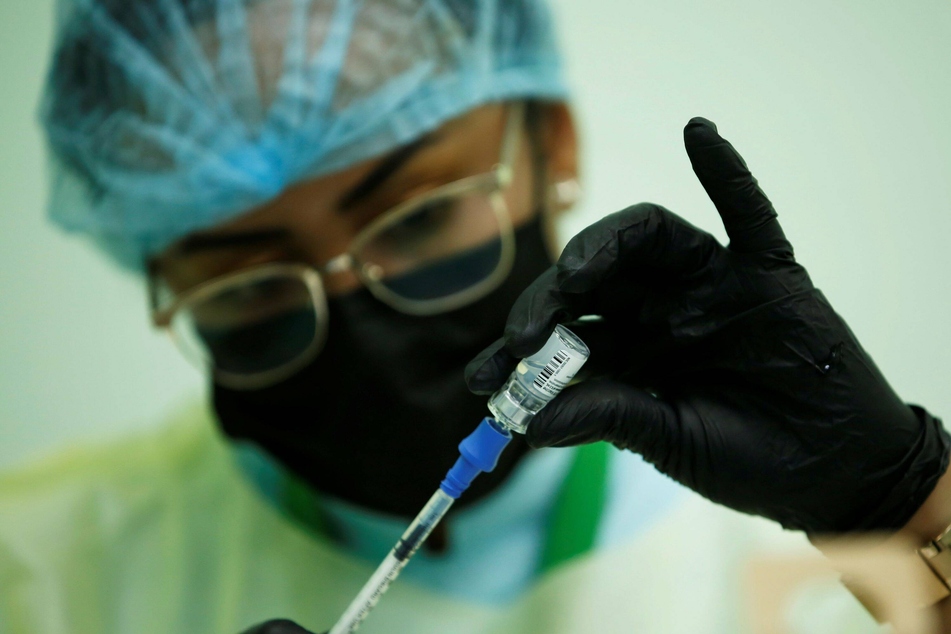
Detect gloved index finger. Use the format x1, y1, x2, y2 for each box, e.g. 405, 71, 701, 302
684, 117, 792, 256
467, 203, 717, 393
503, 203, 717, 358
465, 267, 567, 394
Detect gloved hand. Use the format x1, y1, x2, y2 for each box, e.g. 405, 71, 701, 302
467, 117, 950, 534
241, 620, 321, 634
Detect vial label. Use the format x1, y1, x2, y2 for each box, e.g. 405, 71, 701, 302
532, 349, 585, 397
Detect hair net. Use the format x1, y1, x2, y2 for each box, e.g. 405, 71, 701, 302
41, 0, 567, 269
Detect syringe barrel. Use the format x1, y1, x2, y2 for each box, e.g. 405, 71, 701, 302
487, 324, 589, 434
327, 489, 455, 634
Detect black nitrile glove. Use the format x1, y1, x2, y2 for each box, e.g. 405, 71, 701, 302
467, 117, 950, 534
241, 620, 320, 634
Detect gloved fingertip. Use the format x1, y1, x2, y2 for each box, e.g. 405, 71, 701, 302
465, 373, 507, 395
240, 619, 316, 634
686, 116, 716, 129
684, 117, 721, 146
464, 340, 517, 395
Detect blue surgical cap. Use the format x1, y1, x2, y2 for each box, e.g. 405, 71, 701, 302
41, 0, 567, 270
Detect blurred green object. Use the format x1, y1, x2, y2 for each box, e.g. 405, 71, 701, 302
539, 442, 608, 573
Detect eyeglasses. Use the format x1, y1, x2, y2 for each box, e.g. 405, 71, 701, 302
149, 103, 525, 390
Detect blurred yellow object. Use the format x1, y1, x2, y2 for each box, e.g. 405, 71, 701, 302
0, 403, 887, 633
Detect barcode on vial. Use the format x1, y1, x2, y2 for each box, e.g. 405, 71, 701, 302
534, 350, 570, 390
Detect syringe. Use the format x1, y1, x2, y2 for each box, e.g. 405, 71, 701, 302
328, 325, 589, 634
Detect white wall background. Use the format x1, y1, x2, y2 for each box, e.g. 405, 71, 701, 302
1, 0, 950, 469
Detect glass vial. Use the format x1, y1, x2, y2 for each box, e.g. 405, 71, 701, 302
487, 324, 590, 434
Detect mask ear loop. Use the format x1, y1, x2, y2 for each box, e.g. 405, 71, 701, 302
524, 101, 583, 261
524, 99, 550, 212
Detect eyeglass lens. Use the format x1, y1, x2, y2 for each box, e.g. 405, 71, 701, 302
171, 273, 321, 376
358, 189, 506, 301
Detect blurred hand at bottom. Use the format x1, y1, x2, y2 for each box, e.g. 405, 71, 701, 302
241, 620, 321, 634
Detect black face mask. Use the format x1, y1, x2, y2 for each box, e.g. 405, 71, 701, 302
213, 217, 553, 517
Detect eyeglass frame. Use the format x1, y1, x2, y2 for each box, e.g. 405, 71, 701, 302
147, 102, 525, 388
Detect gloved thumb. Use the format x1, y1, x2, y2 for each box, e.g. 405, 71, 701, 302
525, 378, 676, 455
465, 337, 518, 395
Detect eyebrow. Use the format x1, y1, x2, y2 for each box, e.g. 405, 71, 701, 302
173, 227, 291, 255
167, 134, 441, 257
337, 132, 440, 212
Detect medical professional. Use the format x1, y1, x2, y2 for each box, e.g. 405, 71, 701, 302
0, 1, 946, 634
